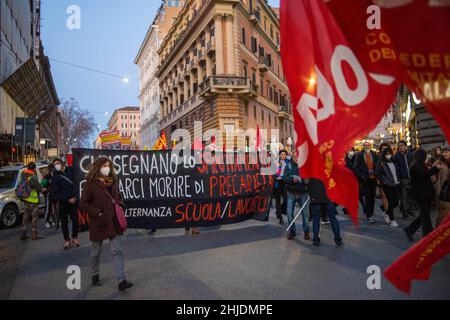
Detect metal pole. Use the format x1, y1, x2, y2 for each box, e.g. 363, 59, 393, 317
22, 117, 26, 163
286, 196, 311, 233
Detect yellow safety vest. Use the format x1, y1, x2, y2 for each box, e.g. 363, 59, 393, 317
24, 177, 39, 204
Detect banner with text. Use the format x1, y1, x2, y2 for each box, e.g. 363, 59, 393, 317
72, 148, 273, 230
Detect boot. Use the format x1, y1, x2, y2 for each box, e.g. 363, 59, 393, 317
278, 216, 285, 225
20, 230, 29, 241
304, 232, 311, 240
118, 280, 133, 291
31, 231, 45, 241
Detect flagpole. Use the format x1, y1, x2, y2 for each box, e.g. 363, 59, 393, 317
285, 196, 311, 233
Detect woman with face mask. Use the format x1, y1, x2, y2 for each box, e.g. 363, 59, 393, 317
375, 148, 401, 227
79, 157, 133, 291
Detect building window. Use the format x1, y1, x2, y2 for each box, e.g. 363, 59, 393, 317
251, 37, 257, 53
261, 110, 264, 122
243, 65, 248, 77
270, 26, 274, 39
254, 105, 257, 118
241, 27, 246, 44
252, 70, 256, 83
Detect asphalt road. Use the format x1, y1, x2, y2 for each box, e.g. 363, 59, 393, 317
1, 202, 449, 300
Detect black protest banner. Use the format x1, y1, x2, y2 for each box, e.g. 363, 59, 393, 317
72, 148, 274, 230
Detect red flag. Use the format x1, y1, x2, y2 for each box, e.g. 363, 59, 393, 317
384, 214, 450, 294
280, 0, 399, 223
326, 0, 450, 138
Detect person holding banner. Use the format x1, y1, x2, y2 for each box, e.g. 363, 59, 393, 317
274, 150, 289, 225
79, 157, 133, 291
283, 151, 310, 241
51, 158, 79, 250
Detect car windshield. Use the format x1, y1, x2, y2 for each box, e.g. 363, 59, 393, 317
0, 171, 18, 189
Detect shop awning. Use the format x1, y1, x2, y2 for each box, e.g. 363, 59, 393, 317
0, 58, 58, 118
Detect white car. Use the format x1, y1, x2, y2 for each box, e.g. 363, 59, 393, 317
0, 163, 48, 229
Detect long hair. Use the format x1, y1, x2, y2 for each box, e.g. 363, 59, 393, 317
86, 157, 117, 183
410, 149, 427, 169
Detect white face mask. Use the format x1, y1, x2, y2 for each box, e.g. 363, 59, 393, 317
385, 155, 392, 161
364, 147, 371, 153
348, 151, 355, 158
100, 167, 111, 177
54, 164, 62, 172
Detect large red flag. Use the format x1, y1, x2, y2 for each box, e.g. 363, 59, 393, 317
280, 0, 400, 222
384, 214, 450, 294
326, 0, 450, 138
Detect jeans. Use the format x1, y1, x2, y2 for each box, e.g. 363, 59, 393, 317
59, 201, 78, 241
91, 235, 126, 283
405, 199, 433, 237
311, 203, 342, 243
286, 192, 310, 234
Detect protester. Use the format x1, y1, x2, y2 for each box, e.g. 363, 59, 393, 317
404, 149, 444, 241
342, 148, 357, 215
19, 162, 46, 240
433, 145, 450, 226
377, 142, 392, 215
376, 148, 400, 227
353, 141, 379, 223
273, 149, 289, 225
283, 150, 310, 240
308, 178, 343, 247
42, 163, 57, 228
393, 140, 414, 219
51, 158, 79, 250
79, 157, 133, 291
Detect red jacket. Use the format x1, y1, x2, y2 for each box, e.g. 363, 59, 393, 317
79, 180, 124, 242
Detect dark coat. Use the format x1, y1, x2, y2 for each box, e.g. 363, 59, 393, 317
51, 167, 76, 202
393, 152, 412, 180
79, 180, 124, 242
353, 151, 379, 182
410, 164, 439, 201
376, 160, 400, 187
282, 160, 308, 194
308, 178, 330, 204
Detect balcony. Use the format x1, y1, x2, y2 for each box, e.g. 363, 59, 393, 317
207, 37, 216, 55
258, 56, 269, 73
198, 76, 258, 99
199, 47, 207, 63
250, 10, 261, 24
190, 58, 198, 72
278, 105, 291, 119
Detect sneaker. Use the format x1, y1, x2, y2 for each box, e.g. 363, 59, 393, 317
383, 213, 391, 224
390, 220, 399, 228
321, 220, 330, 225
313, 239, 320, 246
118, 280, 133, 291
287, 232, 296, 240
51, 222, 56, 227
335, 239, 344, 247
45, 222, 51, 229
367, 217, 375, 224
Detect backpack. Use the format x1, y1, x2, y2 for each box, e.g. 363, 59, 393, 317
16, 176, 32, 199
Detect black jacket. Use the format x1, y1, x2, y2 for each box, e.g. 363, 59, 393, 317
393, 152, 412, 180
51, 167, 76, 202
308, 178, 330, 204
353, 151, 379, 182
410, 164, 439, 201
282, 161, 308, 194
376, 160, 400, 187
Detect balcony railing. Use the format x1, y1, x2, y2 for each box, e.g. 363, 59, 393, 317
258, 56, 270, 72
207, 37, 216, 54
198, 76, 258, 98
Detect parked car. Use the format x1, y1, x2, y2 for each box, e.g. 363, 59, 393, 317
0, 163, 49, 229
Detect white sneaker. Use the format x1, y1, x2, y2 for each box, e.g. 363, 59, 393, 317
368, 217, 375, 224
383, 213, 391, 225
390, 220, 399, 228
45, 222, 51, 229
